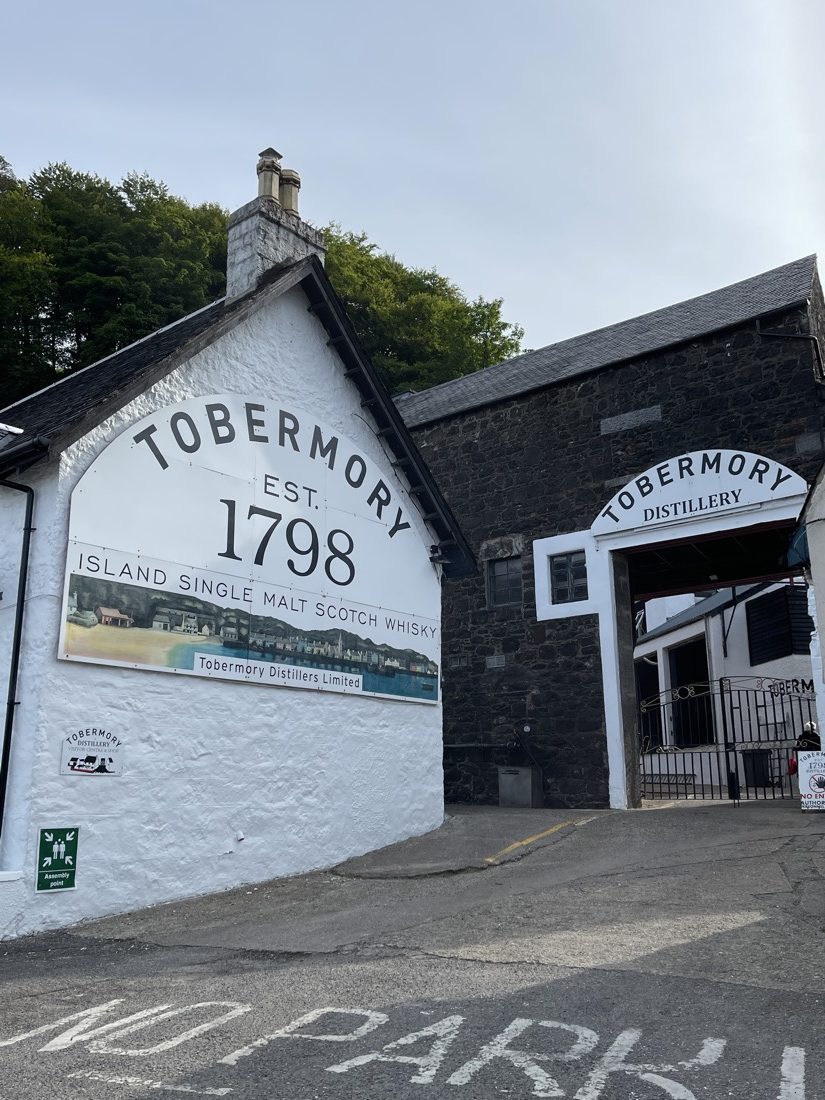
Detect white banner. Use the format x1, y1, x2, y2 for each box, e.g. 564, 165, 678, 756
59, 395, 440, 704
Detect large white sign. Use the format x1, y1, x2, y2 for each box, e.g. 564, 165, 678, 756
591, 449, 806, 536
59, 395, 440, 704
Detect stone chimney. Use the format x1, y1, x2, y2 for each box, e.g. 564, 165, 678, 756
225, 147, 326, 301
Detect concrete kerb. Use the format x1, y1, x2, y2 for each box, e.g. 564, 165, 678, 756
331, 805, 611, 879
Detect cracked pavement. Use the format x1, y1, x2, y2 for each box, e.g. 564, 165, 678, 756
1, 801, 824, 1098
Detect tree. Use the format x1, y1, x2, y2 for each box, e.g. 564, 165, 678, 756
324, 227, 524, 392
0, 164, 58, 401
0, 160, 523, 408
0, 159, 227, 406
27, 163, 227, 375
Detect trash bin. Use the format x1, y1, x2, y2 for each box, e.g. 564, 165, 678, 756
497, 765, 543, 807
741, 749, 772, 788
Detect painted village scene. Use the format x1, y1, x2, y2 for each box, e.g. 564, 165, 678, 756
62, 575, 439, 701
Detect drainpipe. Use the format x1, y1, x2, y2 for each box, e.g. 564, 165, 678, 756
0, 478, 35, 846
756, 319, 825, 383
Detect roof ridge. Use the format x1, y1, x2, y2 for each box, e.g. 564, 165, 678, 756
396, 254, 817, 425
513, 252, 816, 370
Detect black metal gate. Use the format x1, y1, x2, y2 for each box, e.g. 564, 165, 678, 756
639, 676, 817, 800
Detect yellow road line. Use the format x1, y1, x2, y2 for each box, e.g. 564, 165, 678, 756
484, 819, 577, 864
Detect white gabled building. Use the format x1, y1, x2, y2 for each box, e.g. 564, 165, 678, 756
636, 581, 816, 715
0, 150, 473, 939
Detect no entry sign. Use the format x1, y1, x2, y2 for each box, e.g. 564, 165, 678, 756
798, 752, 825, 811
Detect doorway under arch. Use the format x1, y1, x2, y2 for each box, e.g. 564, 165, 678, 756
533, 449, 811, 807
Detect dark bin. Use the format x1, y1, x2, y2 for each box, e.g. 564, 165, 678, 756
742, 749, 772, 788
497, 765, 543, 808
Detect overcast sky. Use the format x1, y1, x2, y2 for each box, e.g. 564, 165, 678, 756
4, 0, 825, 351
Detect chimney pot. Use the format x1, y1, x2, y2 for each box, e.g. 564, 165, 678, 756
279, 169, 301, 215
257, 148, 282, 201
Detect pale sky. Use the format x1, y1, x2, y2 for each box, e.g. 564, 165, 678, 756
4, 0, 825, 351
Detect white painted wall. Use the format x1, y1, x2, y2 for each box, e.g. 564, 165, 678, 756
804, 479, 825, 733
637, 584, 814, 702
635, 620, 706, 674
0, 287, 445, 939
633, 585, 815, 758
807, 588, 825, 734
643, 594, 696, 634
706, 584, 813, 688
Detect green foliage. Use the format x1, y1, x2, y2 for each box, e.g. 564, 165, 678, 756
0, 159, 227, 405
0, 159, 523, 408
0, 168, 58, 401
324, 227, 524, 392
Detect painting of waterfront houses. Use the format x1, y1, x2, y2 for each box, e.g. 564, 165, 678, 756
95, 606, 133, 627
152, 607, 213, 634
61, 574, 439, 701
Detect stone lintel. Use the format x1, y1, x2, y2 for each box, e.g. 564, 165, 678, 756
600, 405, 662, 435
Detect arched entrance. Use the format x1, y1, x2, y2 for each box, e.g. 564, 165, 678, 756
533, 450, 811, 807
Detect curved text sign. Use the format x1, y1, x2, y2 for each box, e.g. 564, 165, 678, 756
59, 395, 440, 704
591, 449, 806, 536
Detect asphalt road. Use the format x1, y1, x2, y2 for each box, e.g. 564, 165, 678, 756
2, 801, 824, 1099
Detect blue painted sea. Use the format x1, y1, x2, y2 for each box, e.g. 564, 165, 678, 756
168, 642, 438, 702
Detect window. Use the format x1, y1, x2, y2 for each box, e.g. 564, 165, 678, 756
550, 551, 588, 604
746, 586, 812, 666
487, 556, 522, 607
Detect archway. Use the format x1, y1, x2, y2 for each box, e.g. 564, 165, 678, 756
533, 450, 810, 807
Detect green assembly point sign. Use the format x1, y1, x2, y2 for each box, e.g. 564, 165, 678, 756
36, 827, 79, 892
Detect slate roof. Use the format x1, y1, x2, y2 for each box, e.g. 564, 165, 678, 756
636, 585, 764, 644
396, 255, 818, 428
0, 298, 231, 448
0, 259, 351, 471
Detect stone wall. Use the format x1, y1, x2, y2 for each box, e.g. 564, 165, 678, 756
412, 300, 825, 807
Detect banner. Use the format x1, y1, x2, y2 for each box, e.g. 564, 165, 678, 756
59, 395, 440, 704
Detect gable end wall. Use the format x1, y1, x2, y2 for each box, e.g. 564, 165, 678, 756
0, 287, 444, 938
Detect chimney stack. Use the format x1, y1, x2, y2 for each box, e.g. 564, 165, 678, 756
226, 147, 325, 301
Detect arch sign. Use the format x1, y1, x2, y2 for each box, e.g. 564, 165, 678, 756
58, 394, 440, 704
591, 450, 806, 537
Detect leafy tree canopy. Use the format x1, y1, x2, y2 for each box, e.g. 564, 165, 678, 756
0, 159, 523, 408
0, 159, 227, 406
323, 226, 524, 392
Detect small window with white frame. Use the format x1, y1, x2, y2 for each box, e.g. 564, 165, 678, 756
550, 550, 588, 604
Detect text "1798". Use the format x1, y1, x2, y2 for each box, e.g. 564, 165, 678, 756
217, 499, 355, 586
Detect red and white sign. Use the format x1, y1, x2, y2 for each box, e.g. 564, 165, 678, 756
798, 751, 825, 811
